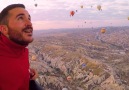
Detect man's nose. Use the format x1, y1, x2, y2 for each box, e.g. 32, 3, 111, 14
25, 19, 32, 26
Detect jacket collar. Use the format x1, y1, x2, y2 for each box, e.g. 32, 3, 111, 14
0, 34, 28, 57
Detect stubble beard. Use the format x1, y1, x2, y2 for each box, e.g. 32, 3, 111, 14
8, 28, 33, 46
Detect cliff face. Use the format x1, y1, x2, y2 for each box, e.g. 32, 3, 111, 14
28, 27, 129, 90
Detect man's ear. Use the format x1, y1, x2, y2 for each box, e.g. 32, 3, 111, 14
0, 25, 8, 36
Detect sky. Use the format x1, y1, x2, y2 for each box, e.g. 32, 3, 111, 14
0, 0, 129, 30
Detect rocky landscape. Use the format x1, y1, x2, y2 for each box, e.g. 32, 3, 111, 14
28, 26, 129, 90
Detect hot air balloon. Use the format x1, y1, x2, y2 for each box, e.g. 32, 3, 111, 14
35, 3, 38, 7
81, 63, 86, 68
67, 76, 72, 81
31, 55, 36, 61
127, 17, 129, 20
80, 5, 83, 8
70, 11, 75, 16
97, 5, 101, 11
101, 28, 106, 33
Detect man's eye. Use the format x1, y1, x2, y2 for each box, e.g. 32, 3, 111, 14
18, 17, 23, 20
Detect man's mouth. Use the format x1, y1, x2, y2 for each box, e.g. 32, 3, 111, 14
24, 29, 32, 33
23, 29, 33, 36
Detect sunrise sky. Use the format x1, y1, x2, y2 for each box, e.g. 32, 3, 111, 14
0, 0, 129, 30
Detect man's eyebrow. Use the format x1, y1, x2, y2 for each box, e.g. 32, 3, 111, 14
16, 13, 24, 18
16, 13, 31, 18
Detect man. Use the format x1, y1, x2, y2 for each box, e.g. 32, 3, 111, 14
0, 4, 37, 90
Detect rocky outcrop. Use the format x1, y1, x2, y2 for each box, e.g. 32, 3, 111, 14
28, 27, 129, 90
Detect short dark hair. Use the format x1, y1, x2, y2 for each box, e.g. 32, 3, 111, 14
0, 4, 25, 25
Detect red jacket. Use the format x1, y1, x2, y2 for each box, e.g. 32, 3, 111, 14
0, 34, 30, 90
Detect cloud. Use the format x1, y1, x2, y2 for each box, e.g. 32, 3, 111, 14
0, 0, 129, 29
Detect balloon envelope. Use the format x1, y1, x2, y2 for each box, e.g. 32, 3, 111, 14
35, 3, 38, 7
97, 5, 101, 11
82, 63, 86, 68
101, 28, 106, 33
81, 5, 83, 8
127, 17, 129, 20
70, 11, 75, 16
67, 76, 72, 81
32, 55, 36, 61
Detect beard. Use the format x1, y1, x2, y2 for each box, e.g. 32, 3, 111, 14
7, 26, 34, 46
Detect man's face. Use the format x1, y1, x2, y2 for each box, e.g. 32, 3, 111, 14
7, 7, 33, 45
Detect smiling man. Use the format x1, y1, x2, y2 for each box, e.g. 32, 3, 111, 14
0, 4, 37, 90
